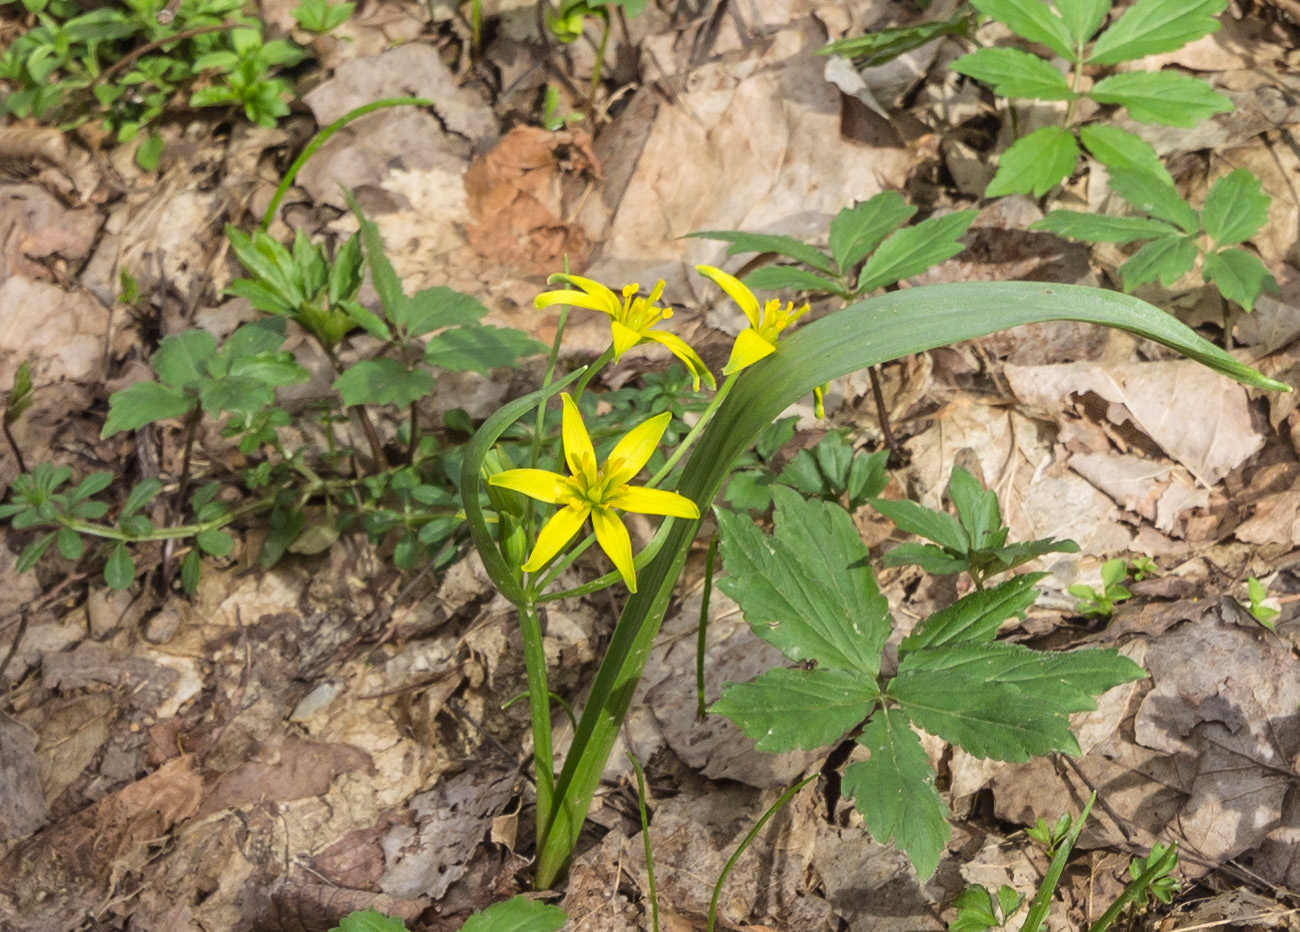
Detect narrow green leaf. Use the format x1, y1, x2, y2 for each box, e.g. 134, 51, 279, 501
56, 526, 84, 560
856, 210, 977, 293
742, 266, 846, 296
334, 358, 435, 407
1118, 235, 1198, 289
1088, 0, 1227, 65
817, 12, 974, 67
900, 573, 1046, 655
17, 532, 56, 572
340, 300, 391, 341
1079, 125, 1170, 181
345, 192, 407, 320
952, 48, 1075, 100
869, 497, 968, 553
423, 326, 543, 375
971, 0, 1074, 59
70, 471, 113, 503
1201, 169, 1271, 246
879, 541, 971, 575
1089, 72, 1232, 127
1055, 0, 1109, 45
947, 467, 1000, 550
715, 487, 891, 675
104, 542, 136, 590
685, 230, 835, 274
1108, 168, 1200, 233
181, 547, 202, 595
153, 329, 217, 389
120, 477, 163, 519
399, 286, 488, 336
842, 708, 950, 879
986, 126, 1079, 198
1203, 248, 1278, 312
102, 382, 195, 438
711, 667, 878, 751
1032, 211, 1180, 244
460, 895, 567, 932
828, 192, 917, 276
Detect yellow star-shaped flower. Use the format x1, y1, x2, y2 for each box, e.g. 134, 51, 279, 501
535, 274, 716, 391
488, 393, 700, 592
696, 265, 809, 375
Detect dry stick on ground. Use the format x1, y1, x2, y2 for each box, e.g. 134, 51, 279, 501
91, 21, 239, 90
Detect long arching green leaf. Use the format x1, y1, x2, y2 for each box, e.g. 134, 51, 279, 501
532, 281, 1288, 886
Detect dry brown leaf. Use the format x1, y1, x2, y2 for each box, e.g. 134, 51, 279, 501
0, 718, 46, 841
1068, 452, 1208, 533
196, 740, 375, 819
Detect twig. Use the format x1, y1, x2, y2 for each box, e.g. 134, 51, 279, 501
2, 418, 27, 473
92, 21, 238, 89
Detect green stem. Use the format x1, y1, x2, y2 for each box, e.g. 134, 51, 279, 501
627, 751, 660, 932
695, 535, 717, 721
706, 773, 819, 932
518, 600, 556, 838
534, 516, 676, 602
572, 346, 614, 402
1063, 46, 1085, 129
647, 375, 736, 487
588, 13, 610, 115
261, 97, 433, 229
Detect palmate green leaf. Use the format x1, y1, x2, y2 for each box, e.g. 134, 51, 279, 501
971, 0, 1073, 59
743, 266, 846, 297
715, 487, 891, 675
986, 126, 1079, 198
828, 191, 917, 277
226, 351, 310, 388
459, 895, 567, 932
1088, 0, 1227, 65
1119, 235, 1198, 289
842, 708, 950, 880
817, 11, 974, 68
1203, 248, 1278, 312
1055, 0, 1109, 45
711, 667, 879, 751
856, 210, 977, 293
686, 230, 834, 274
423, 326, 543, 375
869, 497, 967, 553
399, 285, 487, 336
334, 358, 435, 407
1202, 169, 1272, 246
880, 541, 971, 575
1079, 125, 1170, 181
1089, 72, 1232, 128
1032, 210, 1181, 244
216, 318, 288, 367
952, 48, 1075, 101
198, 376, 275, 418
1108, 168, 1200, 233
900, 573, 1045, 655
947, 467, 999, 550
153, 329, 217, 389
102, 381, 195, 437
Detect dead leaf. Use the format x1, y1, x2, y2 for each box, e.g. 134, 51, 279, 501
0, 277, 113, 388
196, 740, 376, 819
0, 717, 47, 841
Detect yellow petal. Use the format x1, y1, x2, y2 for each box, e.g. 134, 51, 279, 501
522, 502, 590, 572
606, 485, 700, 519
603, 411, 671, 488
722, 328, 776, 375
488, 468, 569, 504
560, 393, 597, 481
535, 289, 620, 317
609, 319, 643, 361
696, 265, 760, 329
591, 505, 637, 592
642, 331, 716, 391
544, 274, 621, 313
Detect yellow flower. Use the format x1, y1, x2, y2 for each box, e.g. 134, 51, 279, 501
488, 393, 700, 592
535, 274, 715, 391
696, 265, 809, 375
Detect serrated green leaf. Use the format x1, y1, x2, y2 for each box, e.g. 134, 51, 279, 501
1032, 210, 1181, 244
196, 528, 234, 558
102, 381, 195, 437
900, 573, 1045, 655
330, 908, 411, 932
888, 671, 1078, 760
880, 541, 974, 575
870, 497, 968, 553
152, 329, 217, 389
953, 47, 1075, 101
817, 12, 974, 68
828, 191, 918, 273
724, 469, 780, 513
340, 300, 391, 341
17, 531, 56, 572
56, 526, 84, 560
345, 191, 407, 320
980, 537, 1078, 577
1079, 124, 1170, 180
685, 230, 835, 274
333, 358, 435, 407
971, 0, 1074, 58
1201, 169, 1271, 246
198, 375, 275, 418
842, 708, 950, 879
226, 351, 310, 388
104, 542, 135, 590
1055, 0, 1109, 45
399, 286, 487, 336
742, 266, 846, 296
711, 667, 878, 750
716, 487, 891, 675
423, 326, 543, 375
1108, 168, 1200, 233
1118, 235, 1198, 289
459, 895, 567, 932
1089, 71, 1232, 127
947, 467, 1000, 550
856, 210, 977, 293
986, 126, 1079, 198
1088, 0, 1227, 65
1203, 248, 1278, 312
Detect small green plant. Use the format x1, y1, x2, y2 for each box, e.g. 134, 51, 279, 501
1068, 558, 1132, 617
291, 0, 355, 33
3, 360, 33, 473
951, 0, 1232, 197
1026, 810, 1074, 851
1128, 555, 1159, 582
331, 895, 566, 932
1244, 576, 1280, 631
871, 466, 1078, 588
724, 425, 889, 514
949, 884, 1025, 932
544, 0, 644, 109
540, 84, 582, 131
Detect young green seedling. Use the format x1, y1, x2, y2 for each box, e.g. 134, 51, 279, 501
1068, 558, 1131, 617
1244, 576, 1280, 631
948, 884, 1025, 932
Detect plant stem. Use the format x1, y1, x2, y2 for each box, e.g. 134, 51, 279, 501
648, 375, 736, 487
627, 751, 661, 932
518, 599, 556, 845
92, 20, 237, 89
695, 534, 717, 721
572, 346, 614, 402
2, 419, 27, 473
867, 365, 905, 465
588, 13, 610, 115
